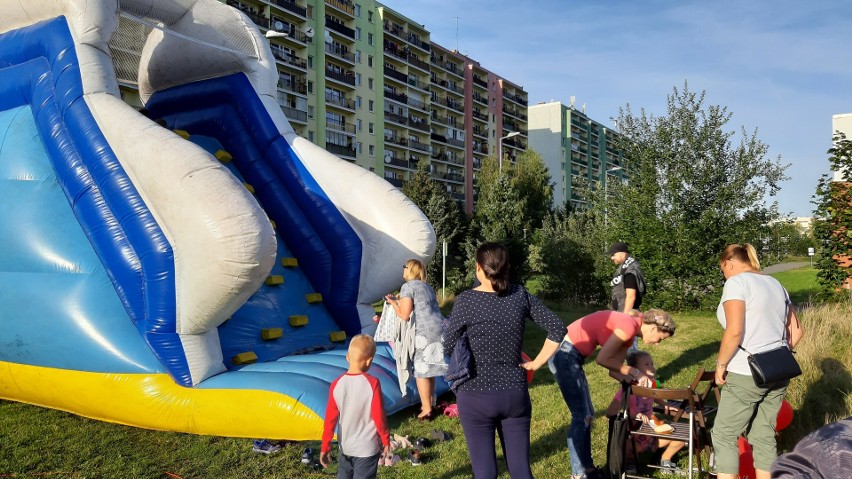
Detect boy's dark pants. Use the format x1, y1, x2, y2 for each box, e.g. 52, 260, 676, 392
337, 452, 380, 479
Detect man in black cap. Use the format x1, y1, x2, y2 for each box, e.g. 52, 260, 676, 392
607, 242, 646, 314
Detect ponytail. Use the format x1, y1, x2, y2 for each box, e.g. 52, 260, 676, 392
475, 242, 510, 296
719, 243, 761, 271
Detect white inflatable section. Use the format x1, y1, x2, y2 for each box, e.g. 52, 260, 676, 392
133, 0, 436, 331
0, 0, 278, 384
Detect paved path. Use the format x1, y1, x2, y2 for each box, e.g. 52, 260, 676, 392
763, 261, 810, 274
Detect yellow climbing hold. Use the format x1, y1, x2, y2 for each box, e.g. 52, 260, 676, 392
261, 328, 283, 340
265, 275, 284, 286
281, 257, 299, 268
330, 331, 347, 342
232, 351, 258, 365
305, 293, 323, 304
214, 149, 233, 163
270, 220, 277, 230
289, 315, 309, 327
244, 183, 256, 194
173, 129, 190, 139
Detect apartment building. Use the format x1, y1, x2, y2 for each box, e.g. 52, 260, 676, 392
528, 100, 623, 210
110, 0, 527, 214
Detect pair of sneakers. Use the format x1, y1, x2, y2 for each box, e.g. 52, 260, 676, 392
380, 452, 401, 467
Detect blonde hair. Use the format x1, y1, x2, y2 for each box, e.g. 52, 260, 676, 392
719, 243, 761, 271
642, 309, 676, 336
404, 259, 427, 281
349, 334, 377, 359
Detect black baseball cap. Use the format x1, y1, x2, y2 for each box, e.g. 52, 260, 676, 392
607, 242, 629, 256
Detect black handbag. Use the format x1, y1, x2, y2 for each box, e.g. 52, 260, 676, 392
607, 381, 633, 479
739, 344, 801, 388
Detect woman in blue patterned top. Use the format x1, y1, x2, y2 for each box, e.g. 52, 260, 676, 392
444, 242, 565, 479
385, 258, 448, 419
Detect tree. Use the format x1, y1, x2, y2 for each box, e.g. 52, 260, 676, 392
812, 132, 852, 300
402, 161, 468, 292
535, 209, 607, 304
605, 82, 789, 310
466, 152, 553, 286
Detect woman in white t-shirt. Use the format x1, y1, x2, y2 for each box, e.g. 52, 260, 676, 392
712, 244, 803, 479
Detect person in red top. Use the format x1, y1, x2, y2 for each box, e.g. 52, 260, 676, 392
548, 309, 677, 479
320, 335, 390, 479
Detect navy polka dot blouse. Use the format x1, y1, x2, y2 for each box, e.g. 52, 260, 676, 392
443, 284, 566, 392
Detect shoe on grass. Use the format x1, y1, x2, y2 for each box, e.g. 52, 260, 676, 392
409, 450, 422, 466
301, 447, 314, 464
252, 439, 281, 455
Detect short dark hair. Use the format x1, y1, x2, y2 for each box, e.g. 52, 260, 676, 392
626, 350, 652, 367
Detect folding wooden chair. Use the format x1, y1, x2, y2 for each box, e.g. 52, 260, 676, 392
626, 385, 705, 479
669, 367, 719, 460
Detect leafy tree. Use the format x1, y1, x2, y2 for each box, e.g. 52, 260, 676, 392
465, 152, 553, 286
605, 82, 789, 310
402, 161, 468, 292
812, 132, 852, 300
535, 209, 607, 303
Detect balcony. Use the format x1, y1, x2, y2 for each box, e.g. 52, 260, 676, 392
325, 92, 355, 111
446, 137, 465, 149
405, 33, 430, 52
325, 43, 355, 64
430, 113, 456, 128
383, 22, 405, 39
385, 136, 407, 148
472, 75, 487, 88
385, 176, 404, 187
384, 89, 407, 104
473, 93, 487, 106
503, 92, 527, 106
472, 110, 488, 122
502, 107, 527, 121
268, 0, 307, 18
384, 110, 408, 126
472, 127, 487, 139
409, 139, 431, 153
408, 117, 429, 132
431, 132, 447, 143
227, 1, 270, 28
326, 143, 356, 158
434, 79, 463, 96
326, 121, 356, 135
325, 67, 356, 87
271, 50, 307, 70
324, 0, 354, 17
452, 192, 465, 201
407, 96, 427, 111
281, 105, 308, 123
325, 17, 355, 39
384, 66, 408, 83
408, 55, 429, 72
278, 77, 307, 95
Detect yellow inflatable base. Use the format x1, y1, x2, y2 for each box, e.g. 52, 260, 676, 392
0, 361, 325, 440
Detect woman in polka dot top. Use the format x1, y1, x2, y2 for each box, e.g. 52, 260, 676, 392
443, 242, 565, 479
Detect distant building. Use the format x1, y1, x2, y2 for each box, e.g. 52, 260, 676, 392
833, 113, 852, 181
528, 100, 624, 209
109, 0, 527, 215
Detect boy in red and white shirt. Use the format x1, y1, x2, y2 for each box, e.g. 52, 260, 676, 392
320, 334, 390, 478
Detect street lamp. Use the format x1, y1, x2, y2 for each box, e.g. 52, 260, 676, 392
498, 131, 520, 174
604, 166, 623, 224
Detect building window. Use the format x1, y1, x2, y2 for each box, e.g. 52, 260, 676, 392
355, 27, 361, 40
307, 55, 313, 69
357, 119, 362, 132
355, 73, 361, 86
307, 80, 313, 94
368, 78, 374, 90
355, 4, 361, 17
368, 11, 373, 22
308, 131, 314, 141
356, 141, 362, 154
369, 100, 374, 112
368, 32, 374, 45
369, 145, 375, 156
308, 105, 314, 119
356, 96, 362, 109
355, 49, 361, 63
369, 122, 374, 134
368, 55, 373, 67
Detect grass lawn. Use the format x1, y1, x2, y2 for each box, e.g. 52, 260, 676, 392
769, 267, 819, 305
1, 283, 847, 478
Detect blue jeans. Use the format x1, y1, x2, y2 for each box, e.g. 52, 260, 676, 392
548, 341, 595, 476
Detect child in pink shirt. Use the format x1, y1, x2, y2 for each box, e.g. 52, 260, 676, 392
320, 335, 390, 479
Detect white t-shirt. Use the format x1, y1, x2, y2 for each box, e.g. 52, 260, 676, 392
716, 272, 791, 376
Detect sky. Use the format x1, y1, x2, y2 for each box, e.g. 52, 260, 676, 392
379, 0, 852, 218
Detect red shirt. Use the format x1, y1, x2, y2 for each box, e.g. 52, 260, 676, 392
566, 311, 641, 357
321, 372, 390, 457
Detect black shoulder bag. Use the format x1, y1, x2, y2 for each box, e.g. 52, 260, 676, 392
738, 288, 801, 388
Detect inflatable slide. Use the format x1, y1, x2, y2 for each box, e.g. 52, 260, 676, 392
0, 0, 442, 440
